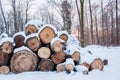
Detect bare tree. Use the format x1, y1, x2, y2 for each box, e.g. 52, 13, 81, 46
80, 0, 84, 47
89, 0, 94, 44
116, 0, 119, 45
0, 0, 8, 33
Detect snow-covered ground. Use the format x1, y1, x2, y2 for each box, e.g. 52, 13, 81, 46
0, 45, 120, 80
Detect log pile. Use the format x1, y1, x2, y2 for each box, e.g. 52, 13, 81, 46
0, 20, 108, 75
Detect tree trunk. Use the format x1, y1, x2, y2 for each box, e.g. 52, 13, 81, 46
10, 50, 38, 73
89, 0, 93, 44
59, 34, 68, 42
38, 47, 51, 59
51, 52, 65, 64
80, 0, 85, 47
116, 0, 119, 45
38, 59, 54, 71
95, 15, 99, 44
25, 36, 40, 51
101, 0, 105, 45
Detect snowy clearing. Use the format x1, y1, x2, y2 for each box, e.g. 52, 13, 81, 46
0, 45, 120, 80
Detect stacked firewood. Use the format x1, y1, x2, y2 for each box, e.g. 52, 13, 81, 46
0, 20, 108, 74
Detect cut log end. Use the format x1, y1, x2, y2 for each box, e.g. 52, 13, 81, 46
59, 34, 68, 42
0, 51, 9, 66
89, 58, 104, 71
0, 41, 13, 54
80, 62, 90, 69
65, 64, 74, 72
14, 35, 25, 48
0, 66, 10, 74
51, 52, 65, 64
26, 37, 40, 51
56, 64, 65, 73
25, 25, 38, 35
39, 27, 56, 44
38, 59, 54, 71
38, 47, 51, 59
72, 51, 81, 62
51, 40, 65, 52
10, 50, 38, 73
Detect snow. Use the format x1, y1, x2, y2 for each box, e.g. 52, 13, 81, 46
38, 24, 57, 35
0, 33, 8, 38
66, 35, 80, 46
25, 19, 42, 30
0, 37, 13, 45
13, 31, 26, 39
65, 58, 75, 67
56, 30, 68, 38
24, 33, 39, 43
0, 45, 120, 80
50, 37, 65, 46
13, 46, 35, 55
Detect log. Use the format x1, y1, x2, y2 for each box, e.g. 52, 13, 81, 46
65, 58, 75, 72
51, 52, 65, 64
25, 25, 38, 35
0, 51, 10, 66
0, 66, 10, 74
14, 35, 25, 48
103, 59, 108, 65
38, 47, 51, 59
56, 63, 65, 72
59, 34, 68, 42
72, 51, 81, 63
38, 26, 56, 44
51, 40, 65, 52
38, 59, 54, 71
80, 62, 90, 69
10, 50, 38, 73
0, 41, 13, 54
89, 58, 104, 71
26, 36, 40, 51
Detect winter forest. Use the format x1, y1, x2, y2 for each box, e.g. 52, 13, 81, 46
0, 0, 120, 47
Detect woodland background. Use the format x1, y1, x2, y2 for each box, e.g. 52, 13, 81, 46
0, 0, 120, 47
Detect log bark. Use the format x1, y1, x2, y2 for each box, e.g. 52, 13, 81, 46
80, 62, 90, 69
72, 51, 81, 63
38, 59, 54, 71
0, 65, 10, 74
51, 52, 65, 64
59, 34, 68, 42
89, 58, 103, 71
26, 37, 40, 51
10, 50, 38, 73
51, 40, 65, 52
39, 27, 56, 44
38, 47, 51, 59
14, 35, 25, 48
0, 41, 13, 54
0, 51, 10, 66
25, 25, 38, 35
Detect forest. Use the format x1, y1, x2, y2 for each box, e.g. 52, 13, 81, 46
0, 0, 120, 47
